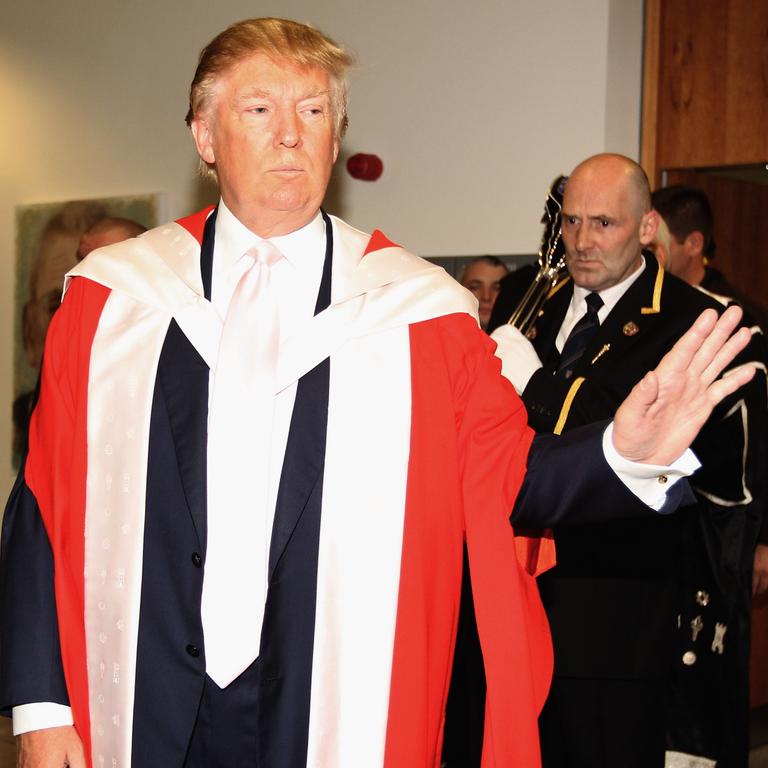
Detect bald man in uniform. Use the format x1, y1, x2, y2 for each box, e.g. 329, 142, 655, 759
491, 154, 766, 768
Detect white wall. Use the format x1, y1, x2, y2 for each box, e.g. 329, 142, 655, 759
0, 0, 643, 489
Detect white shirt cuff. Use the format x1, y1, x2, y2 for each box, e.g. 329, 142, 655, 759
12, 703, 73, 735
602, 423, 701, 511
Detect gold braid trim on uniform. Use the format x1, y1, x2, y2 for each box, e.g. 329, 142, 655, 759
640, 260, 664, 315
554, 376, 586, 435
546, 275, 571, 300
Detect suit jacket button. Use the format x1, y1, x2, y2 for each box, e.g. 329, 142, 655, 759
191, 552, 202, 568
186, 644, 200, 658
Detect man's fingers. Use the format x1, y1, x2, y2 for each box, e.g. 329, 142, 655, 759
660, 308, 719, 373
690, 306, 741, 381
700, 326, 753, 384
693, 306, 744, 376
704, 363, 756, 406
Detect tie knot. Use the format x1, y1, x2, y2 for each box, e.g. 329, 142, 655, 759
247, 240, 283, 268
585, 292, 603, 314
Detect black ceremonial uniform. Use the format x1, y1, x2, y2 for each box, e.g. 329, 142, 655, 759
490, 254, 767, 768
666, 265, 768, 768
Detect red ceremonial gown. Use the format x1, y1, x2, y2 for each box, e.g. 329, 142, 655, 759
21, 208, 553, 767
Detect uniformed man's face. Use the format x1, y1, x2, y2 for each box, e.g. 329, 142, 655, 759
461, 262, 508, 329
191, 54, 339, 238
561, 160, 657, 292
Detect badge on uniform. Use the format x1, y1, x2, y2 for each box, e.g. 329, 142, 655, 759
712, 622, 727, 654
691, 615, 704, 642
623, 321, 639, 336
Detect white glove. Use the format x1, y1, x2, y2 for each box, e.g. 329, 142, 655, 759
490, 324, 543, 394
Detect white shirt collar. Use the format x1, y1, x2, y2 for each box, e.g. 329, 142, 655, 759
213, 199, 326, 274
571, 255, 646, 318
557, 256, 647, 349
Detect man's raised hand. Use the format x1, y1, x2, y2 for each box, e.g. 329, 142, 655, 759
613, 305, 755, 466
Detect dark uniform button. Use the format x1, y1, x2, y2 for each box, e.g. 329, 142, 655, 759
186, 644, 200, 658
191, 552, 202, 568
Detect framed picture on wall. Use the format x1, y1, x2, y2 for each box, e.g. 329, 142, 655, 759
12, 193, 160, 468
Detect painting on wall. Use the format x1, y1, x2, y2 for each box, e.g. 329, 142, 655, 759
12, 193, 160, 468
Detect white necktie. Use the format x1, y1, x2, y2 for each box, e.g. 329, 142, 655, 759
202, 240, 283, 688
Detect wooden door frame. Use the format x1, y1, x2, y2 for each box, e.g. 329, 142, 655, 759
640, 0, 662, 187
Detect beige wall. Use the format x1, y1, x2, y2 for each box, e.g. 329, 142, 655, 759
0, 0, 643, 489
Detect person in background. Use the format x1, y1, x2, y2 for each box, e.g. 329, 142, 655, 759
459, 255, 508, 330
650, 184, 768, 333
491, 154, 766, 768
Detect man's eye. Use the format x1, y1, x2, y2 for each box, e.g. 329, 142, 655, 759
600, 219, 611, 227
249, 107, 269, 114
565, 216, 578, 225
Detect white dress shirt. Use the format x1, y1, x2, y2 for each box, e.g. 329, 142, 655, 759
556, 258, 646, 351
210, 201, 327, 541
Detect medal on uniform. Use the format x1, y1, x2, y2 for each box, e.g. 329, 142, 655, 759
690, 615, 704, 642
711, 622, 727, 654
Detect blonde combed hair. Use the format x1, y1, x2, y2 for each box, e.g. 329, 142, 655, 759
186, 18, 353, 179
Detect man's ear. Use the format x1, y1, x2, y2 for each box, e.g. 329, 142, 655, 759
639, 209, 659, 246
190, 116, 216, 165
686, 230, 705, 256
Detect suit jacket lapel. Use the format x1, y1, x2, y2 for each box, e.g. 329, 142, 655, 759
532, 281, 573, 369
156, 322, 209, 549
575, 254, 663, 375
154, 210, 216, 549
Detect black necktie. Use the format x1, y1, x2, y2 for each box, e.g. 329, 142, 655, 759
556, 292, 603, 379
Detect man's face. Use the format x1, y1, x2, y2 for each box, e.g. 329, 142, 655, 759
561, 165, 656, 292
648, 216, 699, 284
191, 54, 339, 238
461, 262, 508, 329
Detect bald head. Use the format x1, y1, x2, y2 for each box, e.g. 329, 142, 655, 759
77, 217, 147, 260
567, 154, 651, 217
560, 153, 658, 292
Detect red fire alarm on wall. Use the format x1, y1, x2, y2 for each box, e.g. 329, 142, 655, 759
346, 153, 384, 181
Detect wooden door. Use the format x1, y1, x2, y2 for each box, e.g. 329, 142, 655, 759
642, 0, 768, 185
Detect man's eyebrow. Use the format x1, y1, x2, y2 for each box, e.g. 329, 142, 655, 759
235, 88, 331, 102
238, 88, 271, 99
561, 211, 616, 222
300, 89, 331, 100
